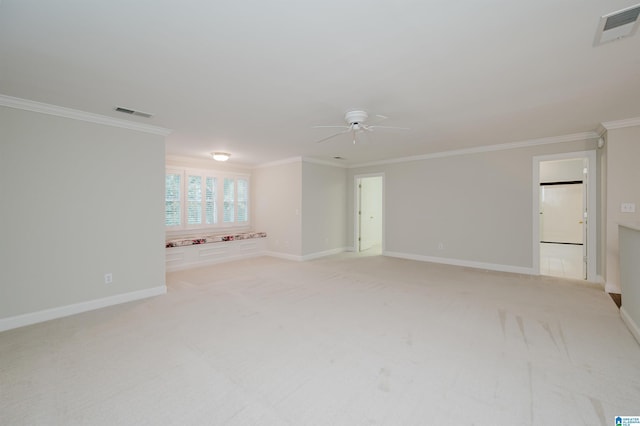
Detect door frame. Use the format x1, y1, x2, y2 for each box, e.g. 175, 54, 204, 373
532, 150, 597, 280
354, 173, 385, 253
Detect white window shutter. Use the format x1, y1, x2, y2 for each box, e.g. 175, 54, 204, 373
165, 168, 250, 230
206, 177, 217, 225
237, 178, 248, 223
165, 173, 181, 226
187, 175, 202, 225
223, 178, 235, 223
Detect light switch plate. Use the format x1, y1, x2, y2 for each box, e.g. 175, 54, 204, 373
621, 202, 636, 213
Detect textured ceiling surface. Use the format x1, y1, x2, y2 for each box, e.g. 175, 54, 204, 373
1, 1, 639, 166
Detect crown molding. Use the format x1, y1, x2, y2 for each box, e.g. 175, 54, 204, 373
595, 123, 607, 137
302, 157, 348, 169
600, 116, 640, 130
254, 156, 303, 169
165, 155, 254, 171
0, 94, 172, 136
255, 156, 349, 169
349, 131, 599, 168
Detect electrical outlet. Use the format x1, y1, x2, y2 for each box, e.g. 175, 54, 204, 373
621, 203, 636, 213
104, 273, 113, 284
438, 242, 444, 250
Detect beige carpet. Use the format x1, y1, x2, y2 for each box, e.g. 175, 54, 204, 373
1, 253, 639, 425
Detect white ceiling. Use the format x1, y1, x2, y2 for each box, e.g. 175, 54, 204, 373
1, 1, 639, 166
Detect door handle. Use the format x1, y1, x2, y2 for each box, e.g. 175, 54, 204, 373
578, 221, 584, 224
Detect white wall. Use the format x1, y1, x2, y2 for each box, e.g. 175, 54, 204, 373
0, 106, 166, 321
619, 225, 640, 343
348, 138, 599, 273
301, 162, 347, 255
605, 125, 640, 293
253, 160, 302, 256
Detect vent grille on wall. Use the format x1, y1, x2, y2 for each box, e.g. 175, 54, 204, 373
595, 3, 640, 45
114, 106, 154, 118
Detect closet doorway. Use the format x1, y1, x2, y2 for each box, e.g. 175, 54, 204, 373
533, 151, 596, 280
355, 174, 384, 253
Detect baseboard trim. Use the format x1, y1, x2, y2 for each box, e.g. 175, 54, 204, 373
264, 251, 304, 261
0, 286, 167, 333
604, 280, 621, 294
265, 247, 348, 262
620, 306, 640, 346
592, 275, 606, 289
301, 247, 348, 261
383, 251, 535, 275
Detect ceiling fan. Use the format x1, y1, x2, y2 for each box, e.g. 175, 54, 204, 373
313, 110, 409, 144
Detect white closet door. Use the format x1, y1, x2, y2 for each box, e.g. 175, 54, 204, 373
540, 183, 583, 244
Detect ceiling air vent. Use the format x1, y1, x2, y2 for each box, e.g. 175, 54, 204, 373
595, 3, 640, 45
114, 106, 154, 119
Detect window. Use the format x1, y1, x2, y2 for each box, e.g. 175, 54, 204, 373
187, 175, 202, 225
223, 178, 234, 223
237, 178, 248, 223
165, 168, 249, 230
221, 177, 249, 224
205, 177, 217, 225
165, 173, 181, 227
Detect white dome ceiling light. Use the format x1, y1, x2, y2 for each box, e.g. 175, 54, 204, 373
211, 152, 231, 161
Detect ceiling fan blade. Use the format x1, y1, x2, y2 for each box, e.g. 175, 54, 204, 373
315, 129, 351, 143
366, 114, 388, 126
312, 125, 350, 129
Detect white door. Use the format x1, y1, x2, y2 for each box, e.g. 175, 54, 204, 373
358, 176, 382, 252
540, 183, 584, 244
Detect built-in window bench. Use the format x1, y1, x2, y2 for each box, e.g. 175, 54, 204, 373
166, 232, 267, 272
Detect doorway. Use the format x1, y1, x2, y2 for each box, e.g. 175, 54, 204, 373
532, 151, 596, 281
355, 174, 383, 253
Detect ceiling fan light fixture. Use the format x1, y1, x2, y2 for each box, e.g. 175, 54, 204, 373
312, 109, 409, 144
211, 152, 231, 161
344, 110, 369, 125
